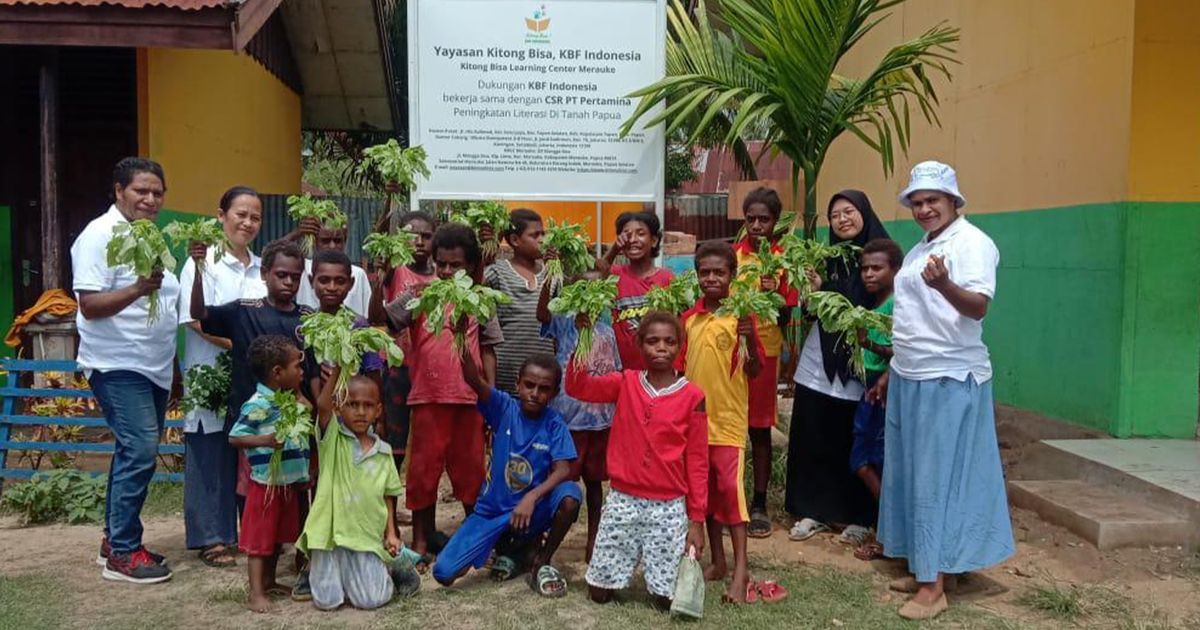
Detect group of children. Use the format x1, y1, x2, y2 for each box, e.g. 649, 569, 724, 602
186, 187, 902, 614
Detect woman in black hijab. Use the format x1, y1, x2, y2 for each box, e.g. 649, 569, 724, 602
785, 190, 890, 542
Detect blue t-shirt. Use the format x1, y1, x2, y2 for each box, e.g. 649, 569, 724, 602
475, 388, 576, 517
540, 316, 620, 431
228, 383, 311, 486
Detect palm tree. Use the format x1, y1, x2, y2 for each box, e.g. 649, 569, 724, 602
621, 0, 959, 236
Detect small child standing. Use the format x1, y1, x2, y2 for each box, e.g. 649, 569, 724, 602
681, 241, 766, 604
566, 311, 708, 608
849, 238, 901, 561
601, 211, 674, 370
433, 351, 581, 596
536, 268, 621, 562
228, 335, 311, 613
297, 366, 420, 610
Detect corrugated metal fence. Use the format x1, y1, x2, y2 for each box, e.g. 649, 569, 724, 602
665, 194, 739, 243
254, 195, 387, 263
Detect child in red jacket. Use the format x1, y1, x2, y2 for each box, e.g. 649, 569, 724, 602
565, 311, 708, 609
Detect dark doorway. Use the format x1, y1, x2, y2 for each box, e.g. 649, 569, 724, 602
0, 45, 137, 316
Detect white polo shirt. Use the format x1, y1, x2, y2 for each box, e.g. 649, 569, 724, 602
177, 247, 266, 433
71, 205, 181, 390
296, 258, 372, 318
891, 217, 999, 383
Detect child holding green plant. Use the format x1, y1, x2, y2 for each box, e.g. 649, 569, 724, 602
297, 365, 421, 610
600, 211, 674, 370
228, 335, 312, 613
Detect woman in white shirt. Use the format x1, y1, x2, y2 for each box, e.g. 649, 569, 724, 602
877, 162, 1013, 620
177, 186, 267, 568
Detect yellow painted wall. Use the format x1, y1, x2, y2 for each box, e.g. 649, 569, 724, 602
817, 0, 1136, 221
1128, 0, 1200, 201
139, 48, 301, 216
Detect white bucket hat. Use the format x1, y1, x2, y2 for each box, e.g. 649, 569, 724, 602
898, 160, 966, 209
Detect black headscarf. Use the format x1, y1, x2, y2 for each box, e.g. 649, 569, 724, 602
817, 189, 890, 384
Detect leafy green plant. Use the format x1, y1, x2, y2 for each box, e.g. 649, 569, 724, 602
286, 194, 347, 255
450, 201, 510, 258
362, 228, 418, 269
739, 238, 786, 285
300, 307, 404, 403
358, 140, 431, 191
405, 270, 512, 351
716, 277, 784, 365
644, 270, 699, 315
105, 219, 176, 323
621, 0, 958, 236
180, 352, 232, 418
541, 218, 594, 283
1, 469, 106, 525
266, 389, 313, 486
162, 218, 229, 272
805, 290, 892, 379
548, 277, 619, 365
778, 234, 858, 303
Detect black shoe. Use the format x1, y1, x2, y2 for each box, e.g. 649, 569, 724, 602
391, 561, 421, 599
98, 537, 167, 567
102, 549, 173, 584
291, 570, 312, 601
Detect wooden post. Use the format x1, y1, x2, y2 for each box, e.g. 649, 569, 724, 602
39, 48, 61, 291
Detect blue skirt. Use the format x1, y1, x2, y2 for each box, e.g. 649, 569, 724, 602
877, 375, 1014, 582
184, 429, 239, 549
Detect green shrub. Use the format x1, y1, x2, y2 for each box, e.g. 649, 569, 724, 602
2, 469, 106, 525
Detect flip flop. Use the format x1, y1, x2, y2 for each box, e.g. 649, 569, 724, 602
723, 580, 758, 604
265, 585, 291, 597
788, 518, 830, 541
198, 545, 236, 568
748, 510, 772, 538
490, 555, 523, 582
854, 539, 884, 562
757, 580, 789, 603
529, 564, 567, 598
838, 525, 871, 546
414, 552, 436, 575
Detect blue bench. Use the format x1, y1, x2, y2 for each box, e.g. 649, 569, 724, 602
0, 359, 184, 486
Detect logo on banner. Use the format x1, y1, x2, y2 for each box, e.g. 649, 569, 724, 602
525, 4, 550, 44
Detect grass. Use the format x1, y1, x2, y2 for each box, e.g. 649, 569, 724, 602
1017, 582, 1181, 629
143, 481, 185, 517
0, 574, 68, 630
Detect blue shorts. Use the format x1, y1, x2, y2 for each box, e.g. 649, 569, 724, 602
432, 482, 581, 582
849, 376, 886, 473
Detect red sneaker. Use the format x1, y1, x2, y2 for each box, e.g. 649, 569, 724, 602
97, 537, 167, 567
103, 548, 173, 584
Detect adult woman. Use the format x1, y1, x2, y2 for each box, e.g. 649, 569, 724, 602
785, 190, 889, 541
178, 186, 266, 568
72, 157, 179, 583
878, 161, 1012, 620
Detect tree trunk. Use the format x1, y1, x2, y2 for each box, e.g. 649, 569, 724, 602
803, 163, 818, 239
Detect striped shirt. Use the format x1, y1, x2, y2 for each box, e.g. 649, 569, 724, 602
485, 260, 558, 395
229, 383, 311, 486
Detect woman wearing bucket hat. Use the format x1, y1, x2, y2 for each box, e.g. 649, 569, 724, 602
785, 190, 889, 543
876, 161, 1014, 620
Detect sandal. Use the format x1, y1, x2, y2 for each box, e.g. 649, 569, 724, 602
788, 518, 830, 541
838, 524, 871, 546
489, 555, 523, 582
723, 580, 757, 604
757, 580, 788, 603
854, 537, 884, 562
198, 544, 237, 568
414, 552, 436, 575
748, 510, 772, 538
529, 564, 567, 598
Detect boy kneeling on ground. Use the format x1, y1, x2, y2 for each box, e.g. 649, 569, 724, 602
432, 341, 581, 597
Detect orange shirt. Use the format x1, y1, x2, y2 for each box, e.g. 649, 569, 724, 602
733, 238, 798, 358
680, 301, 765, 448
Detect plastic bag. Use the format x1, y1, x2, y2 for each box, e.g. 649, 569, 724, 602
670, 546, 705, 619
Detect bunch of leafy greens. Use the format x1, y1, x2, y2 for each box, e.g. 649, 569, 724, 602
1, 469, 106, 525
300, 307, 405, 404
357, 140, 431, 191
163, 218, 229, 272
645, 270, 700, 315
716, 277, 784, 367
180, 351, 232, 417
548, 276, 619, 366
105, 219, 176, 324
266, 389, 313, 487
738, 238, 786, 286
405, 270, 512, 351
778, 234, 858, 303
287, 194, 347, 255
806, 291, 893, 379
450, 201, 510, 257
362, 227, 418, 269
541, 218, 594, 284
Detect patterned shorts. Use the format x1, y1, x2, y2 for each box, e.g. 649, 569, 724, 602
585, 490, 688, 598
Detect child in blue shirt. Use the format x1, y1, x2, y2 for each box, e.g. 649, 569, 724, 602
537, 268, 620, 562
228, 335, 311, 613
432, 344, 582, 598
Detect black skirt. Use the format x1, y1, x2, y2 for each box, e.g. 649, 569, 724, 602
784, 384, 877, 527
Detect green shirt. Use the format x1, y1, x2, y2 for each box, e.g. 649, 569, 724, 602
863, 295, 894, 376
297, 419, 403, 562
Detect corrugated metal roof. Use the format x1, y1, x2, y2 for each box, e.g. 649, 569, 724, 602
0, 0, 228, 9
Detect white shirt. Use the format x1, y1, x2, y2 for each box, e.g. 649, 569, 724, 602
71, 205, 181, 390
793, 327, 865, 401
177, 247, 266, 433
891, 217, 998, 383
296, 259, 372, 318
